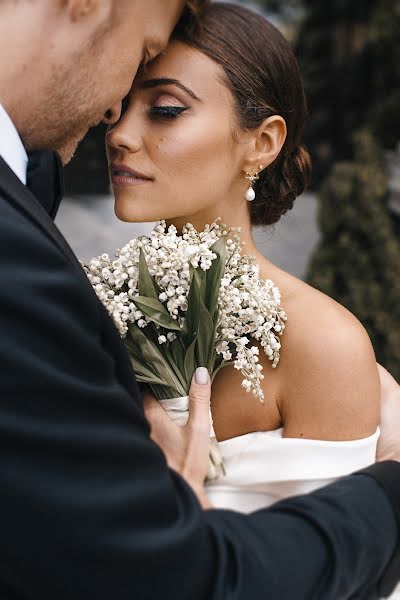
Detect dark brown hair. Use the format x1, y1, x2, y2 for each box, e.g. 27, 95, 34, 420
175, 0, 211, 36
186, 0, 210, 14
175, 2, 311, 226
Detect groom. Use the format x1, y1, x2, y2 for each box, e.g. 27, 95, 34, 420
1, 1, 400, 598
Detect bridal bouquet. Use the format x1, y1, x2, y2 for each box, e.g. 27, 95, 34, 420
84, 220, 287, 479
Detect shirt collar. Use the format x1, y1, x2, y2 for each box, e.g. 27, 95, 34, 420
0, 103, 28, 185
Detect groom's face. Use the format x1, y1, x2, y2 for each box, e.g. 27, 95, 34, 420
39, 0, 185, 163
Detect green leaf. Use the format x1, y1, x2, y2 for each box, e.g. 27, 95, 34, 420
150, 384, 181, 401
138, 248, 160, 300
129, 323, 186, 396
193, 267, 206, 294
163, 344, 187, 390
207, 309, 220, 372
196, 296, 215, 366
136, 374, 166, 386
192, 268, 208, 313
132, 366, 169, 388
182, 269, 201, 342
169, 337, 185, 375
125, 335, 171, 386
206, 238, 227, 316
126, 335, 159, 371
184, 336, 198, 384
124, 334, 141, 358
133, 296, 182, 331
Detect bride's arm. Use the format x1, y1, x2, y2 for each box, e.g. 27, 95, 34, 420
279, 294, 380, 441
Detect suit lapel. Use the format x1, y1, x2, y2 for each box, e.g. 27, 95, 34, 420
0, 156, 85, 276
0, 156, 139, 397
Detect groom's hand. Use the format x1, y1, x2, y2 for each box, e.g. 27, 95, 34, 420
377, 364, 400, 462
143, 367, 213, 508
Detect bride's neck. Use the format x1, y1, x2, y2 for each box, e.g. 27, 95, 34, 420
166, 205, 259, 256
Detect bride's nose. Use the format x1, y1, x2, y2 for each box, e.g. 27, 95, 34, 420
106, 118, 142, 154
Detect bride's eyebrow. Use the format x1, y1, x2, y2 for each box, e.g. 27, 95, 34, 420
139, 78, 201, 102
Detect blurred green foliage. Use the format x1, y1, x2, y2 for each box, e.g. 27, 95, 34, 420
307, 131, 400, 379
257, 0, 400, 181
294, 0, 400, 185
257, 0, 400, 375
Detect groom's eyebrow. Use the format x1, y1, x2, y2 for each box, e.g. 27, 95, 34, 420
139, 78, 201, 101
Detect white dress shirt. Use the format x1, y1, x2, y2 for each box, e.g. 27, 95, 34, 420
0, 103, 28, 185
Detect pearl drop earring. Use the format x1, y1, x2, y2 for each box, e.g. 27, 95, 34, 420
245, 172, 260, 202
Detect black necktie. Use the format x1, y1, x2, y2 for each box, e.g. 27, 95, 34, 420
26, 150, 64, 219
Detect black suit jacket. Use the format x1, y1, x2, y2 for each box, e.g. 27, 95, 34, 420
0, 154, 399, 599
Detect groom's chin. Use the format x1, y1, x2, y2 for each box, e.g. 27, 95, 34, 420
56, 130, 88, 166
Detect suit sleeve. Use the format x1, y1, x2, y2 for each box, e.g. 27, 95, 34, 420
0, 197, 399, 600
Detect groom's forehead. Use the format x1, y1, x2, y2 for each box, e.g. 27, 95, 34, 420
108, 0, 210, 34
108, 1, 183, 44
110, 0, 209, 46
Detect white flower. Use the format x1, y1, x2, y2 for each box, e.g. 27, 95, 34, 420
241, 379, 252, 392
184, 245, 199, 258
158, 335, 167, 344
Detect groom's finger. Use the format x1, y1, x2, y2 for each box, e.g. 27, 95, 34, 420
187, 367, 212, 434
377, 363, 400, 398
143, 393, 182, 463
142, 393, 162, 421
376, 363, 400, 462
143, 393, 173, 437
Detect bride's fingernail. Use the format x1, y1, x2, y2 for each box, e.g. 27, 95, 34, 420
195, 367, 209, 385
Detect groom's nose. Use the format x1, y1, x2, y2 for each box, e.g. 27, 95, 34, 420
102, 102, 122, 126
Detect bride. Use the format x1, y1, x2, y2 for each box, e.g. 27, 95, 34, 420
105, 3, 380, 514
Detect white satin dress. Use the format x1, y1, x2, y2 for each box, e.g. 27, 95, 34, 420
205, 427, 379, 513
205, 427, 400, 599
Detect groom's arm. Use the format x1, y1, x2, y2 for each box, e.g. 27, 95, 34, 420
204, 467, 400, 599
1, 195, 399, 600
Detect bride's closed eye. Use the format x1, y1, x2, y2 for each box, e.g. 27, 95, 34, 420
150, 106, 188, 119
149, 94, 189, 120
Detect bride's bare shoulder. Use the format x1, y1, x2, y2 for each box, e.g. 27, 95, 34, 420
262, 262, 380, 441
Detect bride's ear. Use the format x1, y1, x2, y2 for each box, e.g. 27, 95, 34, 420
244, 115, 287, 173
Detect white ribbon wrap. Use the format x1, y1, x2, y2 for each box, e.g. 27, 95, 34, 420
158, 395, 216, 437
158, 396, 224, 480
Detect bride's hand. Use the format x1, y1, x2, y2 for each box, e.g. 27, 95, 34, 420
376, 363, 400, 462
143, 368, 213, 508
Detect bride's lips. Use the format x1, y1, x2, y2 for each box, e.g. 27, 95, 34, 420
110, 163, 153, 188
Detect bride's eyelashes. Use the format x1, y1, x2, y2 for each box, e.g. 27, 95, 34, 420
149, 105, 188, 120
146, 91, 190, 121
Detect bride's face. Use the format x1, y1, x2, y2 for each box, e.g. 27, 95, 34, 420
106, 40, 250, 225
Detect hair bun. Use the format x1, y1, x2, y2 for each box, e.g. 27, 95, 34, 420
252, 145, 311, 226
